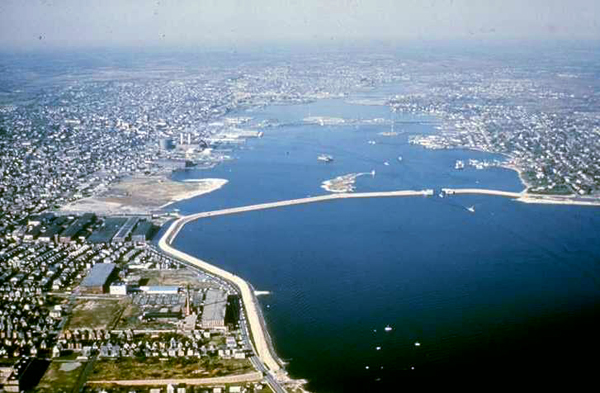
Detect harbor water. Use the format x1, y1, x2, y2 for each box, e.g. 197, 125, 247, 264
171, 92, 600, 390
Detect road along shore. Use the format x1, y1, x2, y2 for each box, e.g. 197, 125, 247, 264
157, 190, 435, 380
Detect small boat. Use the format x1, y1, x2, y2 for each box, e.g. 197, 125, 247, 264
383, 161, 389, 166
414, 342, 421, 347
467, 206, 475, 213
397, 156, 403, 162
368, 140, 376, 145
384, 325, 392, 332
455, 160, 465, 170
371, 170, 376, 177
317, 154, 333, 162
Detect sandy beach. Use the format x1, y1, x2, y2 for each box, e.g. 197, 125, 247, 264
160, 178, 228, 208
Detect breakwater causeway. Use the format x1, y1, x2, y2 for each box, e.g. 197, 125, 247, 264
158, 189, 434, 388
160, 187, 599, 390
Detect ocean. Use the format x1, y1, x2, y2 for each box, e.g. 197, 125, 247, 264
170, 92, 600, 390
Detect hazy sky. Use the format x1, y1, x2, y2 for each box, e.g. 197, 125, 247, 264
1, 0, 598, 50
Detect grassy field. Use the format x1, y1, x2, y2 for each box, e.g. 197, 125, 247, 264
66, 298, 127, 330
34, 361, 85, 393
88, 357, 254, 381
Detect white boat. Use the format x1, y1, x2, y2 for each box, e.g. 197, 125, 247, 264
467, 206, 475, 213
397, 156, 403, 162
368, 140, 376, 145
455, 160, 465, 170
317, 154, 333, 163
384, 325, 392, 332
383, 161, 390, 166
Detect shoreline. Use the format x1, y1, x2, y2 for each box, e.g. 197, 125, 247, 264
59, 175, 229, 216
321, 172, 374, 193
159, 178, 229, 209
156, 186, 599, 389
158, 216, 291, 392
157, 189, 436, 391
440, 146, 600, 205
443, 187, 600, 207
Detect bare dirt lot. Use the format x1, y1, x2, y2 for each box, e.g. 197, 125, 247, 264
60, 175, 227, 215
66, 298, 128, 330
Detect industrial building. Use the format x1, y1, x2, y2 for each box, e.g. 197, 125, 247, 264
155, 158, 192, 170
109, 282, 127, 296
80, 263, 117, 294
158, 138, 174, 150
58, 213, 96, 243
131, 220, 154, 244
140, 286, 180, 295
201, 289, 228, 329
37, 224, 64, 243
87, 217, 128, 244
111, 217, 139, 243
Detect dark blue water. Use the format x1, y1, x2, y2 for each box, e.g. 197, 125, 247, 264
171, 96, 600, 390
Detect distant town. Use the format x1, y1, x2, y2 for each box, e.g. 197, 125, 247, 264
1, 47, 599, 392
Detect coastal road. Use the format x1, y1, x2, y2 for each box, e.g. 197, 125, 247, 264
158, 189, 436, 390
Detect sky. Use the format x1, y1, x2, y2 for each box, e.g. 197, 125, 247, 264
0, 0, 598, 50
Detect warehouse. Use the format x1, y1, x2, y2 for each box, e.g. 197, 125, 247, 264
111, 217, 139, 243
131, 220, 154, 244
80, 263, 117, 294
58, 213, 96, 243
139, 286, 180, 295
201, 289, 228, 329
87, 217, 128, 244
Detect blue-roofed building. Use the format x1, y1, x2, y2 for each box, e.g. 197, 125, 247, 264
80, 263, 117, 294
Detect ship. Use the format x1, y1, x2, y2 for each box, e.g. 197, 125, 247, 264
317, 154, 334, 163
455, 160, 465, 170
397, 156, 403, 162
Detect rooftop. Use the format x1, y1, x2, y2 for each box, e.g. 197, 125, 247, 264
80, 263, 116, 288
